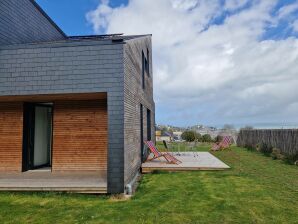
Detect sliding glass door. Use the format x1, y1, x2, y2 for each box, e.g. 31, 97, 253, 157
23, 103, 53, 171
33, 106, 52, 168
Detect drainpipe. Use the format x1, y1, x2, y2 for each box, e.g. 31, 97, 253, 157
124, 172, 140, 196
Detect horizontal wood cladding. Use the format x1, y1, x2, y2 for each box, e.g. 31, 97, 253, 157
0, 103, 23, 172
52, 100, 107, 172
0, 93, 107, 102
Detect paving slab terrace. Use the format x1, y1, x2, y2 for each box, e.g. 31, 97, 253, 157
142, 152, 230, 173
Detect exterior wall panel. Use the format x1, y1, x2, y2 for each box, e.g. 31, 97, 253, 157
52, 100, 108, 171
0, 103, 23, 172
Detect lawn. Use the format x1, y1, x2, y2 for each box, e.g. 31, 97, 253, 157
0, 145, 297, 224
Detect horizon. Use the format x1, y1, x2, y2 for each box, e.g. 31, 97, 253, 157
37, 0, 298, 127
156, 121, 298, 130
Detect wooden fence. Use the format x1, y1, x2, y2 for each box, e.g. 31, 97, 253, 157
237, 129, 298, 156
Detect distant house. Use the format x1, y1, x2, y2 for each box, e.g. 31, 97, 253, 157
173, 131, 183, 140
156, 131, 173, 142
0, 0, 155, 194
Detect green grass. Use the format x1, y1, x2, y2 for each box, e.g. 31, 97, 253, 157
0, 145, 297, 224
156, 141, 213, 152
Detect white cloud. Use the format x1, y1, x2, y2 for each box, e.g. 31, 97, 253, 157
224, 0, 249, 11
87, 0, 298, 127
278, 2, 298, 19
292, 20, 298, 32
86, 0, 113, 33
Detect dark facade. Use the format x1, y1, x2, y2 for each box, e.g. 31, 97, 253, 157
124, 38, 155, 186
0, 0, 65, 46
0, 0, 155, 193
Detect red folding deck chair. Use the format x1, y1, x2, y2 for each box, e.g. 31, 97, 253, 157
211, 136, 232, 151
144, 141, 182, 164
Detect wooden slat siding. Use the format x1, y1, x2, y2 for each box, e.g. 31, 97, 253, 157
237, 129, 298, 156
52, 100, 107, 172
0, 103, 23, 172
0, 92, 107, 102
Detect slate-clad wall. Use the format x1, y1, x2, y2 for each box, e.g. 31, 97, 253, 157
0, 39, 125, 193
0, 0, 65, 46
123, 36, 155, 186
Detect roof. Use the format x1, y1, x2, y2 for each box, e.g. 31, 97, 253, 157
30, 0, 151, 42
163, 132, 173, 137
68, 34, 152, 42
29, 0, 67, 38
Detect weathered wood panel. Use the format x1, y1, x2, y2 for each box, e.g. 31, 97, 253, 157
0, 103, 23, 171
0, 171, 107, 193
237, 129, 298, 156
52, 100, 107, 171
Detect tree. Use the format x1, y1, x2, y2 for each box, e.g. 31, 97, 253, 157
202, 134, 212, 142
181, 130, 197, 142
195, 132, 202, 142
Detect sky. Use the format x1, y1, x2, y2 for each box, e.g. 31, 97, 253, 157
36, 0, 298, 128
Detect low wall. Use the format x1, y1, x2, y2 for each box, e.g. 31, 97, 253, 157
237, 129, 298, 156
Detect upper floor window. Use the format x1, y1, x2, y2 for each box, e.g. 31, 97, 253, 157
146, 48, 150, 76
142, 51, 145, 89
142, 49, 150, 89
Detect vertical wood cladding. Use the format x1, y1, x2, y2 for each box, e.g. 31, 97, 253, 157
52, 100, 107, 171
0, 103, 23, 171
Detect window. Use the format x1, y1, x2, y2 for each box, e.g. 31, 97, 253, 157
147, 109, 151, 141
146, 48, 150, 76
140, 104, 144, 160
142, 51, 145, 89
142, 49, 150, 89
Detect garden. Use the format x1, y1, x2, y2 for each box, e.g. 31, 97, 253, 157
0, 143, 297, 224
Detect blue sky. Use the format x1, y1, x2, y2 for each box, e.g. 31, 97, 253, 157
37, 0, 298, 128
36, 0, 128, 35
37, 0, 298, 38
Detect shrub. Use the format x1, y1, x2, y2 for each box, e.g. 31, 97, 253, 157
181, 131, 196, 142
259, 142, 273, 155
181, 131, 202, 142
195, 132, 202, 142
202, 134, 212, 143
271, 148, 285, 160
245, 144, 256, 151
283, 153, 298, 165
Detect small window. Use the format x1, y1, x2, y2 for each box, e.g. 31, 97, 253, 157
140, 104, 144, 160
142, 51, 145, 89
146, 48, 150, 76
147, 109, 151, 141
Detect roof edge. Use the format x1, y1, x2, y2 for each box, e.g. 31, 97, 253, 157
29, 0, 67, 38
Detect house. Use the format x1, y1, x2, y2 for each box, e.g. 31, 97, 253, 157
173, 131, 183, 141
0, 0, 155, 194
156, 131, 173, 142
